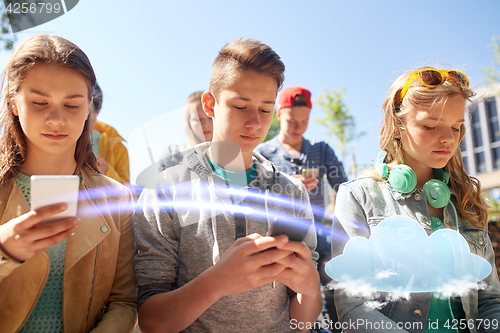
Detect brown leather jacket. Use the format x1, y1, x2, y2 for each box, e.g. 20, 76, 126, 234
0, 168, 137, 332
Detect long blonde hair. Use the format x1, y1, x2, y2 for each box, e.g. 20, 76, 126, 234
0, 34, 98, 186
366, 66, 488, 228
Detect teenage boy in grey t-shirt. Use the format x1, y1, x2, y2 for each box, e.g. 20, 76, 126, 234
133, 39, 322, 333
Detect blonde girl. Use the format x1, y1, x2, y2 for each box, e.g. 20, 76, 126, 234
332, 67, 500, 333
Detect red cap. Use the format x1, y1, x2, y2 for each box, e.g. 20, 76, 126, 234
277, 86, 312, 110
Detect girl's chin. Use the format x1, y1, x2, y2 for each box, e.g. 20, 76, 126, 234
429, 162, 449, 170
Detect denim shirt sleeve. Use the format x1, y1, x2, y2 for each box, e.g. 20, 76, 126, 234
331, 182, 410, 332
323, 142, 348, 193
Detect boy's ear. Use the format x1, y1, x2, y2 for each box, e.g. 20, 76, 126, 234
202, 91, 215, 118
275, 108, 282, 121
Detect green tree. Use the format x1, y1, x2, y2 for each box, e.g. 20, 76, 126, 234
0, 2, 17, 51
263, 110, 280, 143
0, 0, 18, 50
481, 35, 500, 84
315, 87, 364, 164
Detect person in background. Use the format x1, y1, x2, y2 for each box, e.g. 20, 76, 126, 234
88, 83, 130, 184
255, 86, 347, 329
159, 90, 213, 172
0, 34, 137, 333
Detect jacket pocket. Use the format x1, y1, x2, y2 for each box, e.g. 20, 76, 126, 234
367, 217, 385, 230
461, 228, 487, 257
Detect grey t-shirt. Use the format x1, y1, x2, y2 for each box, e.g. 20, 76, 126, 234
134, 143, 317, 332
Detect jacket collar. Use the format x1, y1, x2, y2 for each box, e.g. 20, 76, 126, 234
184, 142, 281, 191
0, 178, 29, 229
386, 180, 461, 230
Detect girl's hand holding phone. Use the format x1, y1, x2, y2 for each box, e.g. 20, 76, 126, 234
0, 203, 79, 262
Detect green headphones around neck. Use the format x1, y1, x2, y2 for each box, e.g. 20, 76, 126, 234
376, 151, 451, 209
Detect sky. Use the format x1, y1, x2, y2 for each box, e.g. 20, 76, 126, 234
1, 0, 499, 185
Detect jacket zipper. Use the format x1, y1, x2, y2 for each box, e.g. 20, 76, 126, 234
96, 303, 107, 324
85, 244, 99, 333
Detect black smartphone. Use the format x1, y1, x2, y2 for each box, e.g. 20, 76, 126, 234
267, 217, 313, 242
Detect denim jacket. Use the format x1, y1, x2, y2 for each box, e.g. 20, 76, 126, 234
331, 177, 500, 333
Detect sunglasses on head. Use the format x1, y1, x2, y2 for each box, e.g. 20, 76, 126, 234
397, 69, 470, 106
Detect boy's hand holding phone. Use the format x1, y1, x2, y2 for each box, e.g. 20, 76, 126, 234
0, 204, 79, 262
266, 217, 319, 295
205, 233, 294, 298
274, 240, 320, 296
291, 170, 319, 192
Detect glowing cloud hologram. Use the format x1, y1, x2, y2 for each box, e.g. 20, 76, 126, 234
326, 216, 492, 293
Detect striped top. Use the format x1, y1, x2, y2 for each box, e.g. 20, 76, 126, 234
255, 137, 347, 223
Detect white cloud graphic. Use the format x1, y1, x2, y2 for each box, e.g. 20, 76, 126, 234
326, 216, 492, 294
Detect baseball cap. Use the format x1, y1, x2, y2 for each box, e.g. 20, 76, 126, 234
277, 86, 312, 110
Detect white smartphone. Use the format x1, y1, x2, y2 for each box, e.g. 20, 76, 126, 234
30, 175, 80, 225
301, 167, 319, 179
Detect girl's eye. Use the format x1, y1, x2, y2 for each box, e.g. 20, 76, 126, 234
452, 127, 460, 132
233, 106, 245, 110
34, 101, 47, 106
424, 125, 437, 130
65, 105, 79, 109
259, 109, 271, 114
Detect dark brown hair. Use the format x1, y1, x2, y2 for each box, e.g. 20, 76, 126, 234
0, 34, 98, 185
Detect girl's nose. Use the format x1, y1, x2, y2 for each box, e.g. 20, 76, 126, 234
46, 108, 65, 126
440, 127, 455, 144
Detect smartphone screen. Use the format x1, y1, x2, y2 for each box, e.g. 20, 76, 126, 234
267, 216, 313, 242
30, 175, 80, 225
301, 168, 319, 179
